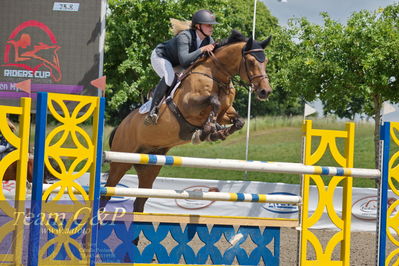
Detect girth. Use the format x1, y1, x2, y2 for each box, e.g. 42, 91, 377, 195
166, 97, 201, 141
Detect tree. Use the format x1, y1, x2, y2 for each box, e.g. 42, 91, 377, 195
104, 0, 300, 124
104, 0, 184, 124
283, 4, 399, 167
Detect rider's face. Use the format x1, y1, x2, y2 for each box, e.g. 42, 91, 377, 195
198, 24, 214, 36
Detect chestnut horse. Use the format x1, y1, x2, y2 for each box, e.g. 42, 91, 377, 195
2, 154, 58, 183
2, 156, 34, 182
103, 30, 272, 212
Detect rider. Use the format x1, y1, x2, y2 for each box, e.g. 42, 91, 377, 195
0, 117, 16, 160
144, 9, 219, 125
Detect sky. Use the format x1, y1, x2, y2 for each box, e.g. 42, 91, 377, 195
263, 0, 397, 26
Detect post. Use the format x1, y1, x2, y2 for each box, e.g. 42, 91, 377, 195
89, 96, 105, 266
28, 92, 48, 266
377, 122, 390, 266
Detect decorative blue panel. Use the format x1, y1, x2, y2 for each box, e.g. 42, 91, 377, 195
50, 220, 281, 265
95, 221, 280, 265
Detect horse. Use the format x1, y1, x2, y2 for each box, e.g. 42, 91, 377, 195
2, 153, 58, 183
102, 30, 273, 213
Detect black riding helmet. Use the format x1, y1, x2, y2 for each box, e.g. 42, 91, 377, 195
191, 9, 219, 26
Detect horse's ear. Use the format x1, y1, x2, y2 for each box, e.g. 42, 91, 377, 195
244, 37, 253, 51
260, 36, 272, 49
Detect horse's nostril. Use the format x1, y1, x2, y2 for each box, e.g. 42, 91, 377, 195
257, 89, 272, 100
259, 90, 267, 99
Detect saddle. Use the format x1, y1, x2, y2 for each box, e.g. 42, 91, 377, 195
139, 75, 181, 115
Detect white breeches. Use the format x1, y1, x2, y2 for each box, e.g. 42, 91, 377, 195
151, 49, 176, 86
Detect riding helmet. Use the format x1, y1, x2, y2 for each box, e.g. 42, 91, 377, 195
192, 9, 219, 25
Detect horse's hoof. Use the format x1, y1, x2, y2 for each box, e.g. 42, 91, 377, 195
191, 130, 202, 144
144, 114, 158, 126
234, 119, 244, 130
215, 123, 225, 131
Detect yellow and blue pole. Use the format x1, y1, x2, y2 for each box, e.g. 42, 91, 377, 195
89, 96, 105, 266
377, 121, 391, 266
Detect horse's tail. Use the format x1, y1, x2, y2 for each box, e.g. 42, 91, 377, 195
109, 126, 118, 149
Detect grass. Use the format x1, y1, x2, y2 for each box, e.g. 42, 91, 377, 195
101, 116, 378, 188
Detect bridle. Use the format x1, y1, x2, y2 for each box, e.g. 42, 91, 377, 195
241, 48, 269, 90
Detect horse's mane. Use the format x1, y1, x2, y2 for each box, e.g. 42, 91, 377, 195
214, 30, 247, 50
184, 30, 247, 71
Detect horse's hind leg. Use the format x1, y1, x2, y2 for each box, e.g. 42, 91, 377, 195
132, 147, 170, 213
131, 163, 164, 246
100, 162, 133, 208
132, 164, 164, 213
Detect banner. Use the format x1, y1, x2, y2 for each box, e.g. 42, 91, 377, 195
0, 0, 106, 107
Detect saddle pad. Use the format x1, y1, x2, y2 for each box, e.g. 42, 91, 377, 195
138, 99, 152, 114
138, 80, 181, 114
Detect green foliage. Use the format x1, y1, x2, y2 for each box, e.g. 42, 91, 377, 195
281, 3, 399, 167
284, 5, 399, 119
104, 0, 302, 124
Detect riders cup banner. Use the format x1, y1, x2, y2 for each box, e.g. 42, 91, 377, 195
0, 0, 106, 107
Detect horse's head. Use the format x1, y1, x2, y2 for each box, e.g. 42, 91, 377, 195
240, 36, 272, 100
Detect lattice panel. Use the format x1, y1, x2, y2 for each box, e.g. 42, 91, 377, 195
35, 93, 102, 266
0, 98, 30, 265
300, 120, 354, 266
386, 122, 399, 265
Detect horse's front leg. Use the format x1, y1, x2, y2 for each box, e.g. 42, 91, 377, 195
209, 117, 244, 141
208, 106, 245, 141
199, 95, 221, 141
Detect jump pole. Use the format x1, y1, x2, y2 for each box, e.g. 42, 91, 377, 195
103, 151, 380, 178
41, 184, 302, 204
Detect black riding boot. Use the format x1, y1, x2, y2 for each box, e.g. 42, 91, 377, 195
144, 77, 170, 125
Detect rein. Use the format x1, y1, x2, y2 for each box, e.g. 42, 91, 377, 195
190, 71, 233, 92
187, 46, 269, 92
190, 51, 235, 93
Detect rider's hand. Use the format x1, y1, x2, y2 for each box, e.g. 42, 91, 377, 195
200, 43, 215, 53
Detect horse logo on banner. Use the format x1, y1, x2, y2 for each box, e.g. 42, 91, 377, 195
1, 20, 62, 82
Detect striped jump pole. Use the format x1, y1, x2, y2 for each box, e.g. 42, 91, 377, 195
104, 151, 380, 178
41, 184, 302, 204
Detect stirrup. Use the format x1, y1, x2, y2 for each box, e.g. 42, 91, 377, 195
144, 110, 158, 126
